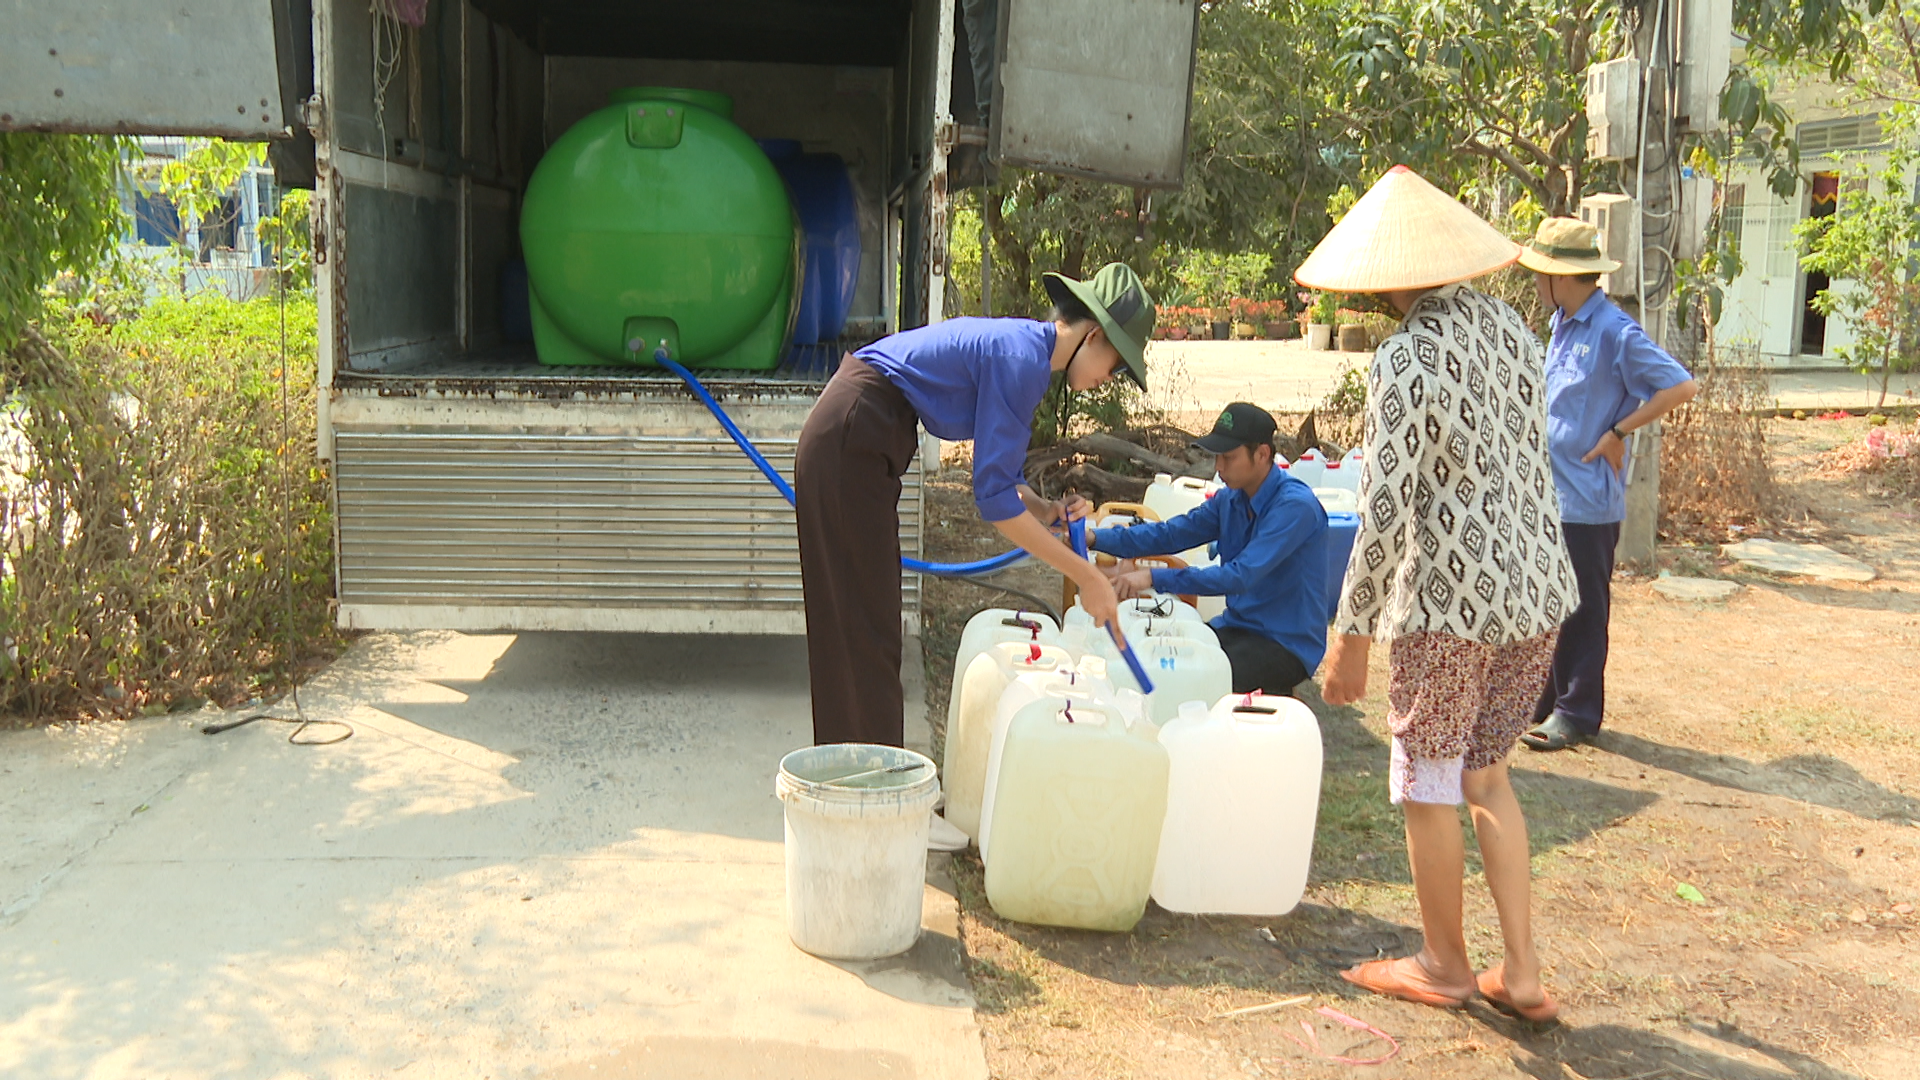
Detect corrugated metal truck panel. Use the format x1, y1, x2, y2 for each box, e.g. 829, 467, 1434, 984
329, 396, 925, 635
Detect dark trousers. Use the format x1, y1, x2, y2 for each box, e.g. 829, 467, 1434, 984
1535, 520, 1619, 735
795, 357, 920, 747
1215, 625, 1312, 696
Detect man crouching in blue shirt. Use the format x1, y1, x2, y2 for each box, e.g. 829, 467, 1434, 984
1087, 402, 1330, 695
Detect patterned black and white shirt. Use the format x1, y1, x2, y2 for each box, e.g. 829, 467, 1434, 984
1337, 284, 1579, 645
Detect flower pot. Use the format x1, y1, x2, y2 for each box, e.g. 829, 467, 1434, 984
1210, 320, 1231, 341
1338, 323, 1370, 351
1231, 321, 1258, 340
1167, 326, 1188, 341
1306, 323, 1334, 350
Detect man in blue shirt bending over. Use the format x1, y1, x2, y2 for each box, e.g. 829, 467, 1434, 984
1517, 218, 1698, 752
1088, 403, 1330, 695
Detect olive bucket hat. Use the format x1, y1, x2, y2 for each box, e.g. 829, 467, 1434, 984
1042, 262, 1156, 390
1517, 216, 1623, 276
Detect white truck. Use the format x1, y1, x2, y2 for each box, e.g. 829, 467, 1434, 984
2, 0, 1198, 635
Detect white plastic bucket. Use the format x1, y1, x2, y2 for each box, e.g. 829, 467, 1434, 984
776, 743, 941, 960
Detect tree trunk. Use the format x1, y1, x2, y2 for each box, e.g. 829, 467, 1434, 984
985, 191, 1032, 316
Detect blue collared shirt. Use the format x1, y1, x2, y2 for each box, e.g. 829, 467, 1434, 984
858, 318, 1056, 522
1090, 465, 1330, 671
1545, 291, 1694, 524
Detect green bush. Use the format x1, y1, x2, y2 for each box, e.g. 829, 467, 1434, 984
0, 292, 334, 718
1031, 372, 1143, 447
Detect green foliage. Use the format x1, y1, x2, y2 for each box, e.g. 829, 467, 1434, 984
97, 289, 319, 366
0, 134, 127, 350
1, 292, 333, 718
1335, 0, 1616, 214
1322, 363, 1370, 413
950, 0, 1350, 319
139, 140, 266, 249
1310, 290, 1342, 324
1031, 372, 1141, 447
1795, 155, 1920, 407
258, 188, 315, 291
1171, 250, 1274, 308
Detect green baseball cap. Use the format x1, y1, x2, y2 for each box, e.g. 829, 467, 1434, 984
1042, 262, 1156, 390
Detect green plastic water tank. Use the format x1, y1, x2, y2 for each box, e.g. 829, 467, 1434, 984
521, 87, 797, 369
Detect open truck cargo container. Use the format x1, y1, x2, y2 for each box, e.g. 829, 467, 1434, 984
2, 0, 1200, 636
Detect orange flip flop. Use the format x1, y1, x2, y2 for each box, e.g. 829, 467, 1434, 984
1339, 956, 1473, 1009
1476, 965, 1560, 1023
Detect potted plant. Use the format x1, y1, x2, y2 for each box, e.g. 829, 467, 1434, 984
1306, 291, 1339, 350
1173, 250, 1274, 343
1229, 298, 1259, 340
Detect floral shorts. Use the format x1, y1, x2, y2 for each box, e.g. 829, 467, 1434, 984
1384, 630, 1558, 805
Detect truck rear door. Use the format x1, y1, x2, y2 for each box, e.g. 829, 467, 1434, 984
991, 0, 1198, 189
0, 0, 288, 138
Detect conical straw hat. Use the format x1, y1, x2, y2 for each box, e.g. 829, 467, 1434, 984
1294, 166, 1520, 292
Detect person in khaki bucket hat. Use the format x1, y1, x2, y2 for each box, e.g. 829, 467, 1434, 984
1515, 218, 1697, 755
794, 262, 1154, 852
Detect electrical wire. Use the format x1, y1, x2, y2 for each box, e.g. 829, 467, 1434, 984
202, 228, 350, 747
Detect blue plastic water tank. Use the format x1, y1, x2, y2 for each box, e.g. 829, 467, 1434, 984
501, 258, 533, 343
1323, 510, 1360, 623
760, 139, 861, 345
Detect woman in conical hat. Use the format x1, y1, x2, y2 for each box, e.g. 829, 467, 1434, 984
1307, 166, 1576, 1023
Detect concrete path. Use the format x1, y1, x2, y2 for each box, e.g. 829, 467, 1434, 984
1, 632, 986, 1080
1142, 340, 1919, 425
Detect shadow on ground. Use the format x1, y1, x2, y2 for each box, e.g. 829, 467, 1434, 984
1309, 689, 1658, 886
1752, 581, 1920, 613
1596, 730, 1920, 825
1501, 1015, 1866, 1080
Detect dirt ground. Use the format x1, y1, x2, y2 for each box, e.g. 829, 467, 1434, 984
920, 417, 1920, 1080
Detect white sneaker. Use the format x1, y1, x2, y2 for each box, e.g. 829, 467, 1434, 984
928, 812, 970, 852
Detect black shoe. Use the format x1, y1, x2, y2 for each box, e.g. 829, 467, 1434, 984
1521, 713, 1591, 752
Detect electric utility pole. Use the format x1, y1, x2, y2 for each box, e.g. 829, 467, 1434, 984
1609, 0, 1730, 565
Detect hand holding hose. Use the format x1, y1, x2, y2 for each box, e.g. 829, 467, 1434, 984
1069, 518, 1153, 694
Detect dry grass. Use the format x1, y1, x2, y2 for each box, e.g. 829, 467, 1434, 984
0, 320, 340, 721
1815, 416, 1920, 500
1660, 349, 1782, 543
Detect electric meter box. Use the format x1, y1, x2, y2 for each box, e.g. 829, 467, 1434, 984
1579, 193, 1638, 297
1586, 58, 1639, 161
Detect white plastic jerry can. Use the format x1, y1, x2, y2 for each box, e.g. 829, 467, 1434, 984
1151, 693, 1324, 916
1317, 449, 1362, 493
1137, 636, 1233, 726
1313, 486, 1360, 515
943, 641, 1074, 839
1120, 594, 1205, 626
1289, 447, 1328, 487
948, 608, 1060, 737
1126, 610, 1219, 651
977, 667, 1112, 860
983, 696, 1170, 933
1144, 473, 1216, 522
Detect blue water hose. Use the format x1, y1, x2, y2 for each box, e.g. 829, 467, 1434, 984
1068, 518, 1155, 695
655, 352, 1029, 579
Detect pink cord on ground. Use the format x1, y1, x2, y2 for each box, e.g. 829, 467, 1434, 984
1282, 1006, 1399, 1066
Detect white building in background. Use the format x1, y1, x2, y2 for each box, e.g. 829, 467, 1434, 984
1715, 85, 1891, 368
120, 136, 281, 301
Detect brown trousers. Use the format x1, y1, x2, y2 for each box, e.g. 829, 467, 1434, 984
794, 356, 920, 746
